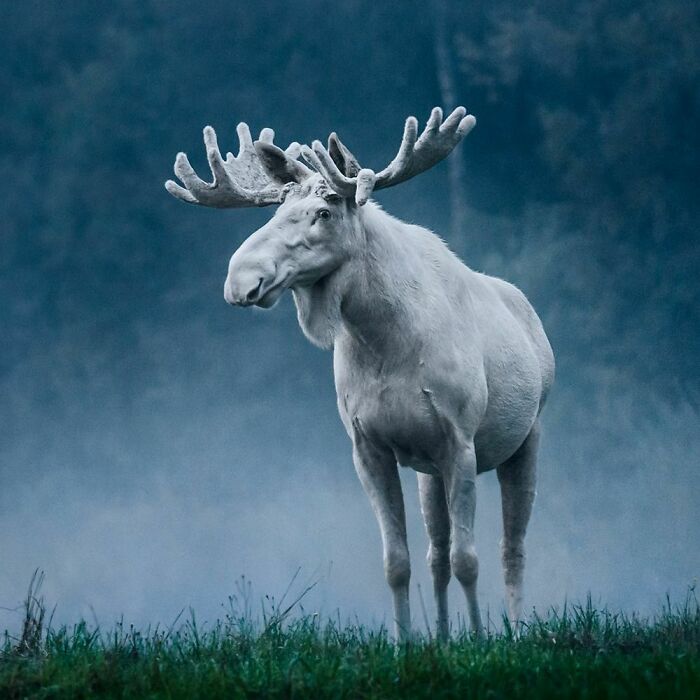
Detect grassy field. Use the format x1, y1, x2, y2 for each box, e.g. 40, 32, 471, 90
1, 575, 699, 699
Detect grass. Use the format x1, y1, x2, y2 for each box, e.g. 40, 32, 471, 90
1, 573, 699, 699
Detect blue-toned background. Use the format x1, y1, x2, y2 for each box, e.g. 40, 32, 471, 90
1, 0, 698, 631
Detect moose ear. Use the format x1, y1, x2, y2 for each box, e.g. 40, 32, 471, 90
323, 191, 344, 204
328, 133, 360, 177
254, 141, 311, 185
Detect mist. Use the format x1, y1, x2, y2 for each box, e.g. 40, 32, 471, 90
1, 0, 699, 633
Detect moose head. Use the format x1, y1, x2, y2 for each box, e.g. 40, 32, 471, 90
165, 107, 476, 311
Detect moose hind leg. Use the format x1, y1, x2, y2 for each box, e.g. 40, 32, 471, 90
418, 472, 451, 641
496, 421, 539, 631
352, 442, 411, 642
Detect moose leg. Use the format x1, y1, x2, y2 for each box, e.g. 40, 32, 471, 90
352, 442, 411, 642
443, 443, 484, 636
496, 421, 539, 632
417, 472, 451, 641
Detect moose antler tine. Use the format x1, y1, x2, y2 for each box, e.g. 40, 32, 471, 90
393, 116, 419, 170
306, 141, 357, 197
236, 122, 255, 155
174, 151, 211, 197
302, 143, 340, 192
457, 114, 477, 137
286, 142, 315, 177
202, 125, 219, 151
328, 132, 361, 177
280, 141, 314, 177
301, 143, 322, 171
312, 141, 349, 181
426, 106, 444, 132
285, 141, 302, 159
416, 107, 444, 149
440, 106, 467, 134
203, 126, 230, 185
259, 128, 275, 145
355, 169, 377, 206
164, 179, 199, 204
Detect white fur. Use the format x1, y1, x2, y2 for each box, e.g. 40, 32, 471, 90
224, 177, 554, 640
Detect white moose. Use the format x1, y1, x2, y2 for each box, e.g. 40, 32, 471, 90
166, 107, 555, 641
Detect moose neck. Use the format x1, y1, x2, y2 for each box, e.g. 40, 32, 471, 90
292, 203, 423, 356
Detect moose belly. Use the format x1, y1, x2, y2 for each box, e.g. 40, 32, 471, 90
339, 379, 538, 475
383, 416, 446, 476
341, 385, 461, 475
394, 447, 441, 475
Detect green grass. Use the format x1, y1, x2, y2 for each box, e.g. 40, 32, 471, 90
2, 574, 699, 699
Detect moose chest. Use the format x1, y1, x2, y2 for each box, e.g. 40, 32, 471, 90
333, 337, 485, 473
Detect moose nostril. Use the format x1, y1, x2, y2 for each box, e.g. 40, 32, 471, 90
246, 278, 264, 303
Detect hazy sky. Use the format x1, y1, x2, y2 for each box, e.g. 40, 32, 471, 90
1, 0, 698, 634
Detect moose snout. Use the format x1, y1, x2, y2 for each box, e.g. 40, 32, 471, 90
224, 272, 266, 306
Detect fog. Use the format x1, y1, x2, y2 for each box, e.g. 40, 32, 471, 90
1, 0, 698, 634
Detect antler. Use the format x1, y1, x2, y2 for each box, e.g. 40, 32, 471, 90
165, 123, 312, 208
301, 106, 476, 206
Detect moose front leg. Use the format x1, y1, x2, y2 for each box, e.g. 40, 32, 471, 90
417, 472, 451, 641
443, 442, 484, 637
352, 436, 411, 642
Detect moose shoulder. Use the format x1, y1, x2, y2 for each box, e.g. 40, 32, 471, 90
166, 107, 555, 642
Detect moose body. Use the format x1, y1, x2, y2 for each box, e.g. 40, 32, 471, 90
166, 107, 554, 640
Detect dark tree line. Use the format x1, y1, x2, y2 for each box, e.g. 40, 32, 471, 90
1, 0, 698, 479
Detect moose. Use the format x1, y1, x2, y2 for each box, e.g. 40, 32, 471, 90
166, 107, 555, 641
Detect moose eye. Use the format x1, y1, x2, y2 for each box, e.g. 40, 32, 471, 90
317, 209, 331, 221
